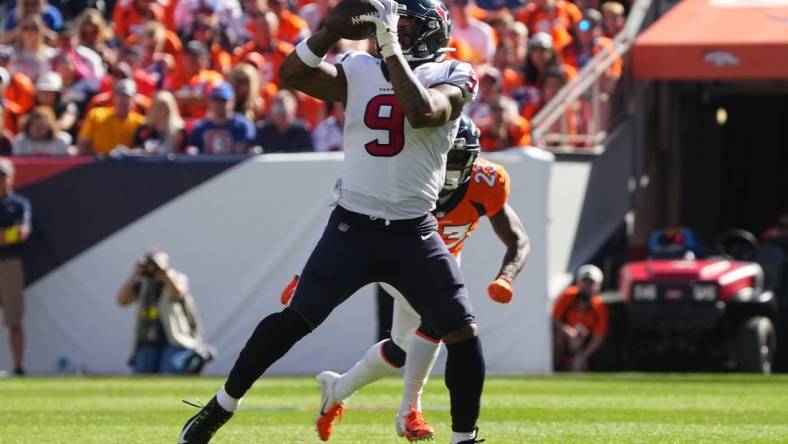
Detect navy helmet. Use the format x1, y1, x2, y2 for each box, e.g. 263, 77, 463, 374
395, 0, 453, 64
444, 115, 480, 190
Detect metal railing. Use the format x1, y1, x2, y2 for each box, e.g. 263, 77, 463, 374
530, 0, 653, 152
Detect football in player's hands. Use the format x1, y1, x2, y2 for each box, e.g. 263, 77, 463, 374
324, 0, 377, 40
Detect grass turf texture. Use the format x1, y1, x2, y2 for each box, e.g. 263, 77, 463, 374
1, 374, 787, 443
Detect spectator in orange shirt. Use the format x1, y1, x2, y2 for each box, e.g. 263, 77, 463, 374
478, 95, 531, 151
471, 69, 531, 151
129, 18, 184, 61
175, 41, 224, 118
0, 63, 35, 133
449, 0, 496, 64
552, 264, 608, 371
517, 0, 581, 61
267, 0, 311, 44
233, 10, 293, 87
112, 0, 165, 41
293, 91, 323, 130
490, 42, 525, 98
445, 36, 474, 62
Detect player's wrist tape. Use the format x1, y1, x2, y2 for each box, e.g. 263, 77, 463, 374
295, 39, 324, 68
380, 40, 401, 58
497, 274, 513, 284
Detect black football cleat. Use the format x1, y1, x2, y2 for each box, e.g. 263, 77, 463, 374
178, 396, 233, 444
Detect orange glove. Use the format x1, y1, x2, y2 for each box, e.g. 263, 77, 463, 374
280, 275, 300, 305
487, 275, 513, 304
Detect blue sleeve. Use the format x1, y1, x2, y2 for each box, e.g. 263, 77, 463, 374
240, 117, 255, 143
20, 196, 32, 227
189, 124, 204, 152
3, 10, 17, 31
45, 6, 63, 31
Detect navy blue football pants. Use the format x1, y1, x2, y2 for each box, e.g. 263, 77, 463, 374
225, 205, 477, 399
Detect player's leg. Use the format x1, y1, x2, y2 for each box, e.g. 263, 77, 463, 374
396, 323, 441, 441
317, 283, 416, 441
178, 208, 370, 444
331, 283, 415, 402
398, 231, 485, 444
373, 286, 441, 442
0, 258, 25, 374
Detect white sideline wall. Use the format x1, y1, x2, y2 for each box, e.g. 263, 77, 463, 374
0, 151, 554, 375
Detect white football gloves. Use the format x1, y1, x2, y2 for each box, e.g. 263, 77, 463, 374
359, 0, 401, 58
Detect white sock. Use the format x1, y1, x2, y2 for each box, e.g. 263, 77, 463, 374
333, 340, 399, 402
450, 430, 476, 444
216, 386, 241, 412
399, 334, 441, 414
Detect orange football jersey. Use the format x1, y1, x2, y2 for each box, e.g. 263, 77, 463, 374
434, 158, 510, 256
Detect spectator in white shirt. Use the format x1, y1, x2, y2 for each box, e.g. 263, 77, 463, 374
12, 106, 73, 155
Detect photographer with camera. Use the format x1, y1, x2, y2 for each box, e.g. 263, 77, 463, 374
117, 248, 213, 374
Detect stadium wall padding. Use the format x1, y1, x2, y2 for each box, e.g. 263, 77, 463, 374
0, 152, 553, 375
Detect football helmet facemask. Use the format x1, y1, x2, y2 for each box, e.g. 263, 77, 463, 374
444, 115, 480, 191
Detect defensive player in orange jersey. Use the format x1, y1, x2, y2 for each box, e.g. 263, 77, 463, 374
281, 116, 530, 442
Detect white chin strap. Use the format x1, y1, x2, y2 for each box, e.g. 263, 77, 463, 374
444, 170, 463, 190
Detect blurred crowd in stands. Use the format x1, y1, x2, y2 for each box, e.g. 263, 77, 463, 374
0, 0, 627, 157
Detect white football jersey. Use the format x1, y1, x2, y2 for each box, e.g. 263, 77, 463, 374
336, 52, 478, 220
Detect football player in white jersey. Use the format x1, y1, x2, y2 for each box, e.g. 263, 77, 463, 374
278, 116, 531, 442
177, 0, 485, 443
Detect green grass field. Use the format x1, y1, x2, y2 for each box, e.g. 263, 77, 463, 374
1, 374, 787, 443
